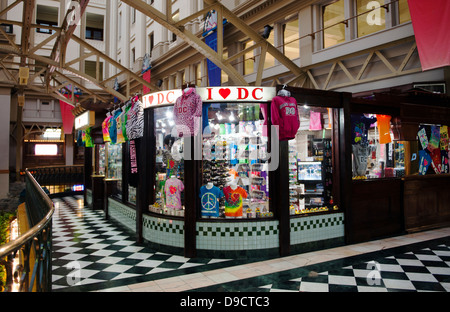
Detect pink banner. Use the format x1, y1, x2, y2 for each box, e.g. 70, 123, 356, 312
408, 0, 450, 71
60, 100, 75, 135
143, 70, 151, 95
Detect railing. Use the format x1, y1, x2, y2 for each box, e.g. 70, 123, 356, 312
0, 170, 54, 292
27, 165, 84, 194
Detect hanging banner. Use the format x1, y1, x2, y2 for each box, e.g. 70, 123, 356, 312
205, 31, 221, 87
142, 53, 152, 95
407, 0, 450, 71
143, 70, 151, 95
203, 10, 224, 87
113, 78, 120, 104
60, 94, 75, 135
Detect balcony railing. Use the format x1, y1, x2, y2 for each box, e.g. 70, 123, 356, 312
27, 165, 84, 194
0, 170, 54, 292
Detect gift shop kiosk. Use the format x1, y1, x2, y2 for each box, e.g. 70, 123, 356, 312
345, 89, 450, 243
99, 85, 349, 258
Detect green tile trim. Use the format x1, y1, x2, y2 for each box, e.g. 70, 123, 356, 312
196, 223, 279, 237
290, 214, 344, 232
143, 215, 185, 235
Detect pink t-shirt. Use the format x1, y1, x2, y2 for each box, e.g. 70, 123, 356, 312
174, 88, 202, 137
309, 111, 322, 130
102, 116, 112, 142
164, 178, 184, 210
270, 95, 300, 141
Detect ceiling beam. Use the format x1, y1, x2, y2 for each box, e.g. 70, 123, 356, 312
203, 0, 303, 78
120, 0, 248, 86
20, 0, 34, 65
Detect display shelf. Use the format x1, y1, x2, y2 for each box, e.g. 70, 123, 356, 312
289, 138, 334, 216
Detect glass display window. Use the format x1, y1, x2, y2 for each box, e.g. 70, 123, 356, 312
356, 0, 386, 38
288, 106, 336, 215
128, 185, 137, 204
98, 144, 106, 176
150, 105, 186, 217
415, 124, 449, 175
201, 103, 271, 219
350, 113, 406, 179
107, 142, 123, 199
322, 0, 346, 49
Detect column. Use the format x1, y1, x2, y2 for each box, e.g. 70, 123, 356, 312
0, 88, 11, 198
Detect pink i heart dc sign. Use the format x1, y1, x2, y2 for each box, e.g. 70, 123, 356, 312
143, 87, 275, 108
198, 87, 275, 102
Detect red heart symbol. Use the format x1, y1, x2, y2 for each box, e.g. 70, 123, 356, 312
219, 88, 231, 99
148, 95, 154, 105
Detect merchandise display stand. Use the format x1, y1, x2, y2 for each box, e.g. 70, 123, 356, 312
89, 86, 348, 258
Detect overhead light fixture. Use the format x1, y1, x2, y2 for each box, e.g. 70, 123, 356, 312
229, 112, 235, 122
262, 25, 273, 39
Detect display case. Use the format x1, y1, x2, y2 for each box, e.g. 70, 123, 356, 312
107, 143, 122, 199
200, 103, 271, 219
98, 144, 106, 176
288, 106, 336, 215
149, 105, 186, 217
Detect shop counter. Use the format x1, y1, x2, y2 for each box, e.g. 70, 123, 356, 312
348, 178, 404, 244
403, 173, 450, 232
104, 178, 120, 219
91, 174, 105, 210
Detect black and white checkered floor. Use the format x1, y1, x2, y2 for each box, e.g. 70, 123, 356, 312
51, 196, 231, 291
52, 196, 450, 292
258, 243, 450, 292
190, 236, 450, 293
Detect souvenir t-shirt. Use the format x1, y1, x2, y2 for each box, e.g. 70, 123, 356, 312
84, 127, 94, 148
376, 115, 392, 144
440, 125, 448, 151
352, 144, 371, 176
418, 126, 429, 150
128, 138, 140, 187
174, 88, 202, 137
121, 104, 131, 141
270, 96, 300, 141
109, 109, 122, 144
164, 177, 184, 210
199, 185, 224, 217
441, 150, 449, 173
419, 150, 432, 175
430, 147, 442, 174
77, 130, 84, 147
428, 125, 440, 151
223, 185, 248, 217
102, 116, 112, 142
309, 111, 322, 130
116, 110, 125, 144
351, 114, 377, 145
126, 97, 144, 140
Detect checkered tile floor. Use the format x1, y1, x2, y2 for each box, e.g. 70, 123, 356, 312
51, 196, 230, 291
187, 234, 450, 293
258, 243, 450, 292
52, 196, 450, 293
